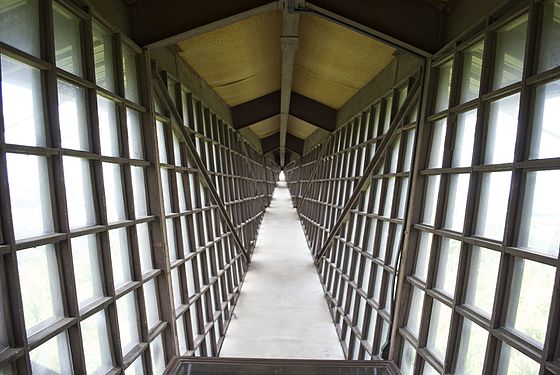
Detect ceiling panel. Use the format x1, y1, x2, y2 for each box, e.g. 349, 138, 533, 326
288, 116, 318, 139
248, 115, 280, 138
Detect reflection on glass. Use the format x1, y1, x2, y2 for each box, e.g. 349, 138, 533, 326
123, 44, 139, 103
530, 80, 560, 159
53, 3, 83, 76
444, 174, 469, 232
426, 300, 452, 362
92, 21, 115, 92
81, 311, 113, 374
538, 0, 560, 73
127, 108, 144, 159
64, 156, 96, 229
460, 41, 484, 103
476, 172, 511, 241
18, 245, 63, 336
30, 332, 72, 374
428, 119, 447, 168
414, 231, 432, 281
455, 319, 488, 375
131, 166, 148, 217
422, 175, 440, 225
518, 170, 560, 257
452, 109, 476, 167
406, 287, 424, 338
506, 259, 555, 346
465, 246, 500, 317
137, 223, 153, 273
485, 94, 520, 164
144, 279, 160, 330
71, 234, 103, 308
109, 228, 131, 289
1, 55, 45, 146
0, 0, 40, 55
103, 162, 126, 222
493, 15, 528, 90
116, 292, 140, 356
497, 343, 539, 374
58, 80, 89, 150
434, 59, 453, 113
435, 238, 461, 296
7, 154, 54, 239
98, 95, 120, 156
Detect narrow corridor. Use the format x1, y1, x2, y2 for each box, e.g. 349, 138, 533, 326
219, 176, 344, 359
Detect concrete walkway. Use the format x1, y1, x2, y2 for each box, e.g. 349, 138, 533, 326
219, 177, 344, 359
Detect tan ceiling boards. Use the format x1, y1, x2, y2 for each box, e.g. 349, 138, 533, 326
177, 10, 282, 107
287, 116, 318, 139
249, 115, 280, 138
293, 14, 396, 110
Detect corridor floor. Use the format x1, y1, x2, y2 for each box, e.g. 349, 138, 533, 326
219, 177, 344, 359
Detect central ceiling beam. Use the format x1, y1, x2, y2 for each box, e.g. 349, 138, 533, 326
279, 4, 300, 167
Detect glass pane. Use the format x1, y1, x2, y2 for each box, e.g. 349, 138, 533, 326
406, 287, 424, 338
144, 279, 160, 330
116, 291, 140, 356
127, 109, 144, 159
538, 0, 560, 73
161, 169, 172, 214
0, 0, 40, 55
92, 21, 115, 92
171, 267, 181, 308
98, 95, 120, 157
123, 44, 139, 103
0, 272, 8, 351
452, 109, 476, 167
423, 362, 438, 375
53, 3, 83, 77
400, 340, 416, 375
455, 319, 488, 375
435, 238, 461, 296
460, 41, 484, 103
382, 94, 393, 133
17, 245, 64, 336
422, 175, 440, 225
125, 355, 144, 375
414, 232, 432, 281
137, 223, 153, 273
475, 172, 511, 241
109, 227, 132, 289
444, 174, 469, 232
1, 55, 45, 146
58, 80, 89, 151
497, 343, 539, 375
485, 93, 520, 164
103, 162, 126, 223
465, 246, 500, 317
428, 119, 446, 168
506, 259, 555, 346
132, 166, 148, 218
7, 154, 54, 240
167, 218, 178, 261
64, 156, 96, 229
30, 332, 72, 374
150, 334, 166, 374
434, 59, 453, 113
493, 15, 528, 90
426, 300, 452, 362
518, 170, 560, 257
71, 234, 103, 308
81, 311, 113, 374
177, 316, 187, 355
530, 79, 560, 160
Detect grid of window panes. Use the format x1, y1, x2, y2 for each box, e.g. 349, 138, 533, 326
154, 76, 279, 357
0, 0, 169, 373
285, 78, 418, 359
394, 1, 560, 374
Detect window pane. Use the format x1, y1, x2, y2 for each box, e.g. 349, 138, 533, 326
144, 279, 160, 330
1, 55, 45, 146
98, 95, 120, 157
428, 119, 446, 168
406, 287, 424, 338
71, 234, 103, 308
422, 175, 440, 225
167, 218, 178, 262
455, 319, 487, 375
434, 59, 453, 113
58, 80, 89, 151
493, 15, 528, 90
475, 172, 511, 241
400, 340, 416, 375
161, 169, 172, 214
18, 245, 63, 336
444, 174, 469, 232
497, 343, 539, 375
7, 154, 54, 240
465, 246, 500, 317
414, 232, 432, 281
131, 166, 148, 218
518, 170, 560, 257
156, 121, 168, 164
460, 41, 484, 103
109, 227, 132, 288
53, 3, 83, 77
0, 0, 40, 55
81, 311, 113, 374
426, 300, 452, 362
116, 291, 140, 355
150, 334, 166, 374
123, 44, 139, 103
435, 238, 461, 296
530, 79, 560, 160
382, 94, 393, 133
506, 259, 555, 346
137, 223, 153, 273
103, 162, 126, 222
0, 273, 8, 351
30, 332, 72, 374
452, 109, 476, 167
485, 94, 520, 165
127, 108, 144, 159
177, 316, 187, 355
92, 21, 115, 92
64, 156, 96, 229
538, 0, 560, 73
125, 355, 143, 375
